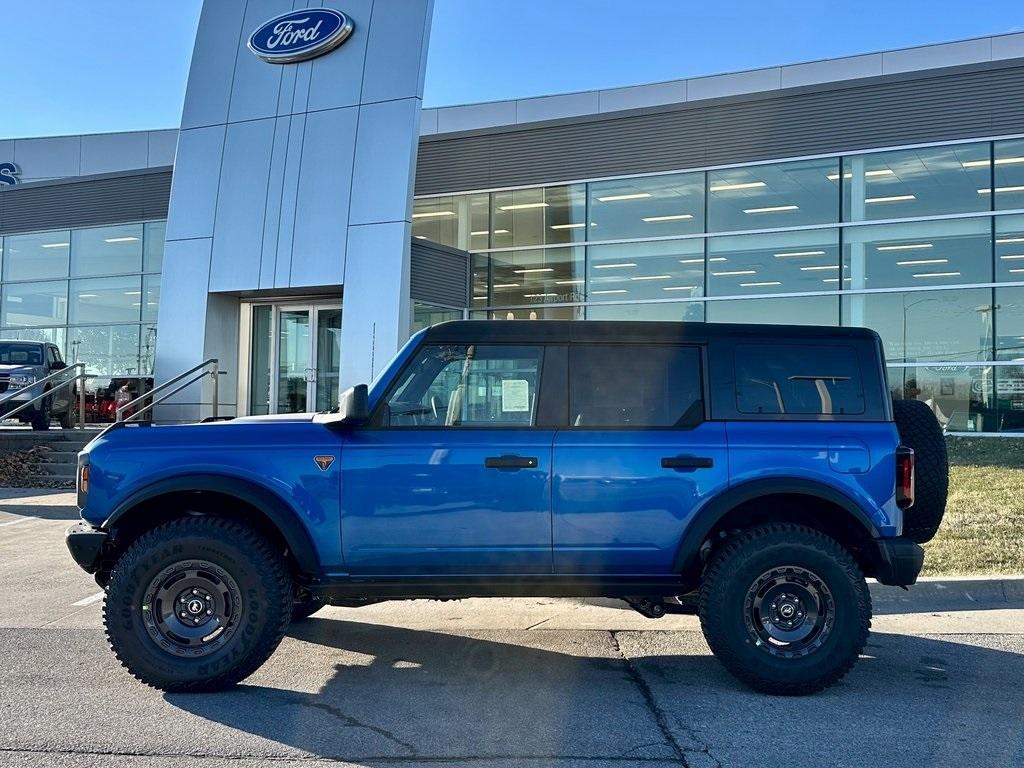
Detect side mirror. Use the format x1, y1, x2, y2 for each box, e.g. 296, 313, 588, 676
50, 360, 67, 370
337, 383, 369, 425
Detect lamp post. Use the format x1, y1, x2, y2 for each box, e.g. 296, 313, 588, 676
901, 295, 940, 364
976, 303, 1000, 414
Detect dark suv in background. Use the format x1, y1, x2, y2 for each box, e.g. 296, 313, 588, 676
0, 340, 76, 430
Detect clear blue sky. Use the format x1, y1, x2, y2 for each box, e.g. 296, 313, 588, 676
2, 1, 1021, 139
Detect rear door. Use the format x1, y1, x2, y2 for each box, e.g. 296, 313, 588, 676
717, 340, 898, 531
340, 342, 556, 574
552, 343, 729, 574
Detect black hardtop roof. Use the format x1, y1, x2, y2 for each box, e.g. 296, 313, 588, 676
422, 320, 880, 346
0, 339, 47, 346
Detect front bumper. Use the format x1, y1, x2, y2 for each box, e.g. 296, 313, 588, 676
65, 521, 109, 574
0, 392, 38, 416
874, 537, 925, 586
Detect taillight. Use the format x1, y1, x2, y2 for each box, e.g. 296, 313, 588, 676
896, 446, 915, 509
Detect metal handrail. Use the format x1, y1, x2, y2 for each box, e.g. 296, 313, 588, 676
117, 358, 219, 423
0, 363, 89, 428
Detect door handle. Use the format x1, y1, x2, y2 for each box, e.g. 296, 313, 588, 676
485, 454, 538, 470
661, 455, 714, 471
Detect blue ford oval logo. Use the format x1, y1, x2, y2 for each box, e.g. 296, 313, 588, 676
0, 162, 19, 187
247, 8, 353, 64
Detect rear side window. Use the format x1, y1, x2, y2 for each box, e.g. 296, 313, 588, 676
569, 344, 702, 427
735, 344, 864, 416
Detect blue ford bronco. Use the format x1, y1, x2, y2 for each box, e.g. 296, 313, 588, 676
66, 320, 947, 695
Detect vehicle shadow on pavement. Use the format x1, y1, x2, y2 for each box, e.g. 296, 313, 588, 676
0, 501, 80, 520
585, 590, 1024, 616
164, 618, 1024, 766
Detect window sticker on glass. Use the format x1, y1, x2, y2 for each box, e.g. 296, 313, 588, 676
501, 379, 530, 412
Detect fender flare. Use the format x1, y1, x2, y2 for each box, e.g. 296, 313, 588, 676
672, 478, 881, 574
103, 473, 321, 575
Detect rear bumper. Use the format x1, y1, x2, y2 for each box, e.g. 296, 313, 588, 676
874, 537, 925, 586
65, 521, 109, 574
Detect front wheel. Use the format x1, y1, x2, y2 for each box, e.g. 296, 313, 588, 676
698, 523, 871, 695
104, 517, 292, 692
30, 397, 51, 431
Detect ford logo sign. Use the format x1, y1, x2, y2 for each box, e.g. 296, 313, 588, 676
0, 162, 19, 187
247, 8, 353, 64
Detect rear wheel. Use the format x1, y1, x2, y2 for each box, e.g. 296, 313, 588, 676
58, 401, 75, 429
892, 398, 949, 543
699, 523, 871, 695
104, 517, 292, 692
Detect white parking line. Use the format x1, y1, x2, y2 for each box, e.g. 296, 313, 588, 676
71, 591, 104, 607
0, 516, 39, 528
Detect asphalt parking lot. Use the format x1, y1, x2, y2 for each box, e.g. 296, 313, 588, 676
1, 489, 1023, 768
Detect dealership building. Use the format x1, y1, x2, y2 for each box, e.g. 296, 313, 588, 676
2, 7, 1024, 432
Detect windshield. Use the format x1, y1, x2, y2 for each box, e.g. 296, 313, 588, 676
0, 343, 43, 366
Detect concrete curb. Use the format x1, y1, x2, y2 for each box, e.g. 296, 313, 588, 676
870, 576, 1024, 610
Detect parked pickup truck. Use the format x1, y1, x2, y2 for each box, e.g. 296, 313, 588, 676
0, 340, 76, 430
66, 320, 947, 695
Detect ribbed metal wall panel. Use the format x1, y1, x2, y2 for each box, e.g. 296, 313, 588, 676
0, 169, 172, 235
2, 64, 1022, 236
415, 63, 1024, 195
410, 239, 469, 307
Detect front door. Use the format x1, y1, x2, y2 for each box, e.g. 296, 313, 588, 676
552, 343, 730, 574
252, 303, 341, 415
340, 342, 554, 574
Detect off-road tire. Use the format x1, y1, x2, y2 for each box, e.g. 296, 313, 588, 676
699, 523, 871, 695
103, 517, 292, 692
892, 398, 949, 543
29, 396, 50, 431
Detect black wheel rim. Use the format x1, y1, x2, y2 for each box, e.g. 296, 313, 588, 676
141, 559, 242, 658
743, 566, 834, 658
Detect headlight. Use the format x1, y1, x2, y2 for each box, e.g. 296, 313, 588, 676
8, 373, 36, 388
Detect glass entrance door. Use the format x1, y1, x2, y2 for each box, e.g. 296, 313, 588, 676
248, 302, 342, 415
277, 308, 311, 413
314, 307, 342, 412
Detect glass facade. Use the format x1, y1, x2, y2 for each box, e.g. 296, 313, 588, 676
709, 157, 839, 231
411, 301, 462, 333
414, 137, 1024, 432
841, 144, 990, 221
0, 221, 164, 386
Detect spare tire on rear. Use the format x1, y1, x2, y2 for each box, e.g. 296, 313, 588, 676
892, 398, 949, 543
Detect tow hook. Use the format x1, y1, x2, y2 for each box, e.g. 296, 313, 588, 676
626, 597, 666, 618
625, 594, 699, 619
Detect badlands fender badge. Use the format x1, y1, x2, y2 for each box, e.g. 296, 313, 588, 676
314, 455, 336, 471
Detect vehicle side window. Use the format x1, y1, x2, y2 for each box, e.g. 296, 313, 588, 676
381, 344, 544, 428
48, 347, 61, 365
735, 344, 865, 416
569, 344, 703, 428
